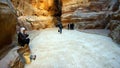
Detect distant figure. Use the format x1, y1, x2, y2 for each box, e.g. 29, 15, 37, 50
68, 23, 70, 30
68, 23, 74, 30
71, 23, 74, 30
18, 27, 30, 47
58, 23, 63, 34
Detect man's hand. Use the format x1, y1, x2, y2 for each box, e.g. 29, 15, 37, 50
25, 34, 29, 37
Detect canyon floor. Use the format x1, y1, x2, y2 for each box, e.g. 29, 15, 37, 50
26, 28, 120, 68
0, 28, 120, 68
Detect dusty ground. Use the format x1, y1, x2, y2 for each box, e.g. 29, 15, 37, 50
25, 28, 120, 68
78, 29, 110, 36
0, 28, 120, 68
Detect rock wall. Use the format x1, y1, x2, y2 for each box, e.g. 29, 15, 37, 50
62, 0, 110, 29
107, 0, 120, 44
62, 0, 120, 44
11, 0, 120, 44
11, 0, 119, 29
11, 0, 62, 30
0, 0, 17, 59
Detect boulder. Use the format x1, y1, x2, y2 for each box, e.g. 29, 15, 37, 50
17, 44, 31, 64
108, 20, 120, 31
109, 24, 120, 44
10, 57, 25, 68
17, 16, 32, 31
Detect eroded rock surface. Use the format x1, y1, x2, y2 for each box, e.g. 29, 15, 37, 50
11, 0, 62, 30
0, 0, 17, 59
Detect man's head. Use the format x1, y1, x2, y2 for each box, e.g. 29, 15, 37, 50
20, 27, 26, 34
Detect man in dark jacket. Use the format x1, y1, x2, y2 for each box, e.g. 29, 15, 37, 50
18, 27, 30, 47
58, 23, 62, 34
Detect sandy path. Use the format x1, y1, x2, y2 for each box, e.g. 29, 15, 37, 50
25, 28, 120, 68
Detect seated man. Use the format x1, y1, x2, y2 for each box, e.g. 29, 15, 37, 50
18, 27, 30, 47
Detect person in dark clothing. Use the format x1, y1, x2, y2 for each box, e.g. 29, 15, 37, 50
18, 27, 30, 47
68, 23, 74, 30
71, 23, 74, 30
68, 23, 70, 30
58, 23, 62, 34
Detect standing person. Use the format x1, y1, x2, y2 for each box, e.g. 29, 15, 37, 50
71, 23, 74, 30
18, 27, 30, 47
54, 0, 63, 34
58, 23, 63, 34
68, 23, 70, 30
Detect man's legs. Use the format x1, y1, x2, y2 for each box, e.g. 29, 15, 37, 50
59, 28, 62, 34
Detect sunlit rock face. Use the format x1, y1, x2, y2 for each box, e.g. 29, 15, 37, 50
11, 0, 119, 30
62, 0, 120, 29
11, 0, 62, 30
12, 0, 59, 16
0, 0, 17, 59
62, 0, 109, 29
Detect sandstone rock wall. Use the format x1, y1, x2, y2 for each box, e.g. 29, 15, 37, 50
108, 0, 120, 44
62, 0, 120, 43
11, 0, 120, 43
11, 0, 119, 30
62, 0, 110, 29
0, 0, 17, 59
11, 0, 62, 30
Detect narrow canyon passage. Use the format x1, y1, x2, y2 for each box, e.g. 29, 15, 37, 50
24, 28, 120, 68
0, 0, 120, 68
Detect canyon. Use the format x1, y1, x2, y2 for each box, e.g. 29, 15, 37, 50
0, 0, 120, 68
